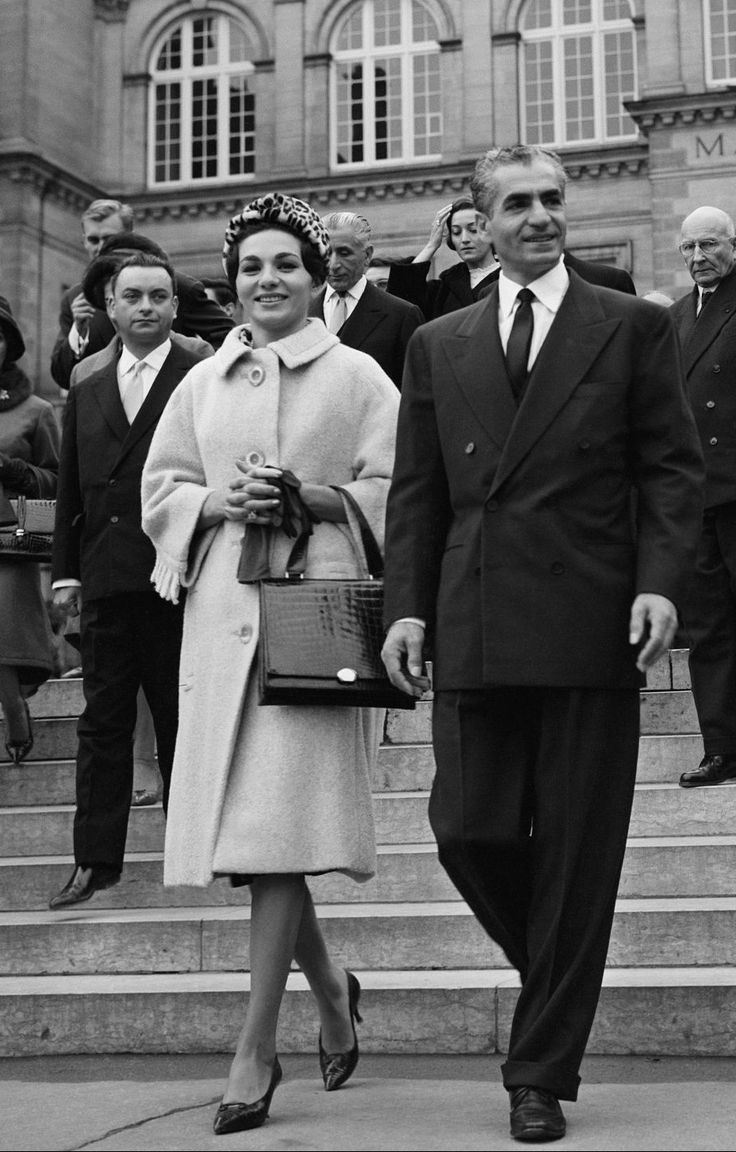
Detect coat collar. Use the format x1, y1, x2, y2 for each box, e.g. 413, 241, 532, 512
677, 267, 736, 372
439, 273, 621, 491
215, 319, 339, 376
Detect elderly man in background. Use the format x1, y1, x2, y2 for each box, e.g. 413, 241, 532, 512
671, 206, 736, 789
310, 211, 423, 389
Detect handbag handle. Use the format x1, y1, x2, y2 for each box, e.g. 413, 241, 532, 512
331, 486, 384, 579
0, 481, 17, 529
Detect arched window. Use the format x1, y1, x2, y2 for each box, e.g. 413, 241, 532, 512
331, 0, 442, 168
149, 12, 256, 186
706, 0, 736, 84
521, 0, 637, 147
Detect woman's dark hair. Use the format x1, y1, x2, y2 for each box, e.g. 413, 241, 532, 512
446, 197, 478, 251
0, 297, 26, 365
223, 220, 327, 290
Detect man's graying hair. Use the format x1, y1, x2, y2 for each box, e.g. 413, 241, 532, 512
470, 146, 567, 216
321, 212, 372, 249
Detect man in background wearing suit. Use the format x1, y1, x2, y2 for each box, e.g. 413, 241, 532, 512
382, 146, 703, 1141
310, 211, 423, 389
48, 253, 208, 909
671, 206, 736, 789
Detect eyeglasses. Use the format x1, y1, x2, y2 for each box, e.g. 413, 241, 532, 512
678, 239, 727, 257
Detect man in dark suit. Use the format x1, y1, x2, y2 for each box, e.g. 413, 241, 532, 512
381, 146, 703, 1141
671, 206, 736, 788
50, 201, 232, 389
48, 253, 211, 910
309, 211, 423, 388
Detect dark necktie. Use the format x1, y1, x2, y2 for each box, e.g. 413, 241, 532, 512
505, 288, 535, 403
697, 289, 714, 318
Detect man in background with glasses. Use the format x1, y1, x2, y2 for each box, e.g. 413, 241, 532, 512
671, 206, 736, 788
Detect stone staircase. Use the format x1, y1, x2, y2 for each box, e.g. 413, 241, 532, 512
1, 651, 735, 1057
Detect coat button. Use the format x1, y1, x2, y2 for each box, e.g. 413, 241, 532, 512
706, 400, 715, 409
248, 365, 265, 386
551, 561, 564, 575
710, 437, 718, 445
245, 450, 265, 467
464, 442, 476, 454
110, 515, 119, 524
238, 625, 253, 643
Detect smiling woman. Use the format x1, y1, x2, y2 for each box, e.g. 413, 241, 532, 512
140, 192, 400, 1134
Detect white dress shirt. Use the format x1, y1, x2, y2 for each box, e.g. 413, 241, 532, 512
117, 339, 172, 423
324, 276, 367, 331
498, 258, 570, 371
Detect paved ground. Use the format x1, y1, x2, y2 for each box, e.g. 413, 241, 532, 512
2, 1053, 735, 1151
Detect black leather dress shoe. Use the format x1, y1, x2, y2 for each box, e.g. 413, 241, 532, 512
509, 1086, 566, 1142
679, 754, 736, 788
49, 865, 121, 910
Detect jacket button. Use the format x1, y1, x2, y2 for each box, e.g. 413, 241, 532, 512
710, 437, 718, 445
108, 478, 117, 486
713, 364, 721, 373
110, 515, 119, 524
578, 440, 591, 451
551, 561, 564, 575
706, 400, 715, 409
464, 442, 476, 454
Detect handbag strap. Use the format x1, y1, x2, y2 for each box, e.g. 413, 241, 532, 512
0, 482, 17, 529
331, 486, 383, 579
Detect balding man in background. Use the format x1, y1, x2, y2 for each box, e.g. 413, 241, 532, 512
311, 211, 423, 389
671, 206, 736, 789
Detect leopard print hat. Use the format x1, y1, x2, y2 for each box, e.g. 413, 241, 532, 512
222, 192, 331, 282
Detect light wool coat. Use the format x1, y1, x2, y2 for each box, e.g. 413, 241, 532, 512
141, 320, 399, 887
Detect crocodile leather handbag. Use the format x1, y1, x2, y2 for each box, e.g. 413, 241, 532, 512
258, 488, 415, 710
0, 492, 55, 563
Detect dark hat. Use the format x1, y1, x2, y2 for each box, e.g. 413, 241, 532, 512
97, 232, 168, 260
0, 296, 26, 363
445, 196, 477, 252
83, 233, 172, 310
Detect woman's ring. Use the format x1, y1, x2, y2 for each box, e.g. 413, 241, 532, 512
246, 510, 258, 522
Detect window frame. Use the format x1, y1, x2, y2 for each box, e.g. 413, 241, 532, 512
520, 0, 638, 149
147, 11, 256, 189
330, 0, 443, 172
705, 0, 736, 86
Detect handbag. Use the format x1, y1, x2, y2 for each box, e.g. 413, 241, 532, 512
258, 488, 416, 709
0, 490, 55, 563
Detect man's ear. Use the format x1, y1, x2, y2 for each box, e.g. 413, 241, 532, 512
171, 295, 179, 319
364, 244, 374, 267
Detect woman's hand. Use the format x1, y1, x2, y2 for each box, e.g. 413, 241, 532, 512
414, 202, 454, 263
198, 464, 284, 530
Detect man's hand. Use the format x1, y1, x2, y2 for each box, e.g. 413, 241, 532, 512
70, 292, 97, 338
381, 621, 431, 698
52, 586, 81, 616
629, 593, 678, 672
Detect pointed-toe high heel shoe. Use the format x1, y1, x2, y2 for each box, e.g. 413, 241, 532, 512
319, 969, 363, 1091
4, 699, 33, 764
213, 1056, 282, 1136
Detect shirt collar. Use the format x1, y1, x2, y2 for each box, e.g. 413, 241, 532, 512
324, 276, 367, 304
498, 258, 569, 319
118, 338, 172, 376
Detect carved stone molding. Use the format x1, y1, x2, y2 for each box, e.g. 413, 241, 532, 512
627, 91, 736, 134
0, 150, 104, 214
556, 143, 649, 180
93, 0, 130, 23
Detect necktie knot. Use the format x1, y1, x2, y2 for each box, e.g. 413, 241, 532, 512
517, 288, 535, 306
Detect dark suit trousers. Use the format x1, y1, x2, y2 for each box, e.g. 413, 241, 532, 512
430, 686, 639, 1102
74, 592, 183, 870
682, 503, 736, 753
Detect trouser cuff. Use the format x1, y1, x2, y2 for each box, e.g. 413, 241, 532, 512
501, 1059, 581, 1103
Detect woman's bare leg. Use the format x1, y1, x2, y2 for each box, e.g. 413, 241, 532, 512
223, 873, 306, 1104
294, 887, 356, 1053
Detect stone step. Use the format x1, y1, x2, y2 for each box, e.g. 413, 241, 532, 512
5, 781, 735, 859
2, 896, 735, 978
4, 835, 736, 912
0, 966, 733, 1058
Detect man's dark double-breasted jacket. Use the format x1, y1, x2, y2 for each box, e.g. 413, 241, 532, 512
310, 281, 423, 389
383, 272, 704, 690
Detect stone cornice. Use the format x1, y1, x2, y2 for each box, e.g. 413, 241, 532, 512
626, 90, 736, 133
127, 149, 648, 224
0, 148, 104, 213
93, 0, 130, 22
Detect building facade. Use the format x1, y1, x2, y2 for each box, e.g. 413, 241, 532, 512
2, 0, 736, 398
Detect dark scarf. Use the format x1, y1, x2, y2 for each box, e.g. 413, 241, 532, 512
0, 365, 32, 411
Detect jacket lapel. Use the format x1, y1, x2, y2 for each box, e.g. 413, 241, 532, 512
113, 348, 185, 469
439, 291, 517, 451
91, 365, 130, 445
490, 274, 621, 495
338, 283, 385, 347
681, 270, 736, 373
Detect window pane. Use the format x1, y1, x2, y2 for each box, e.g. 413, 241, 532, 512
563, 0, 592, 25
154, 82, 181, 182
157, 25, 181, 71
604, 30, 636, 136
603, 0, 632, 19
191, 77, 218, 178
374, 0, 402, 48
564, 35, 595, 141
337, 5, 363, 52
412, 0, 438, 42
374, 56, 402, 159
524, 41, 555, 144
336, 63, 364, 164
710, 0, 736, 81
229, 20, 252, 63
412, 52, 441, 156
192, 15, 218, 68
523, 0, 553, 31
229, 77, 256, 175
